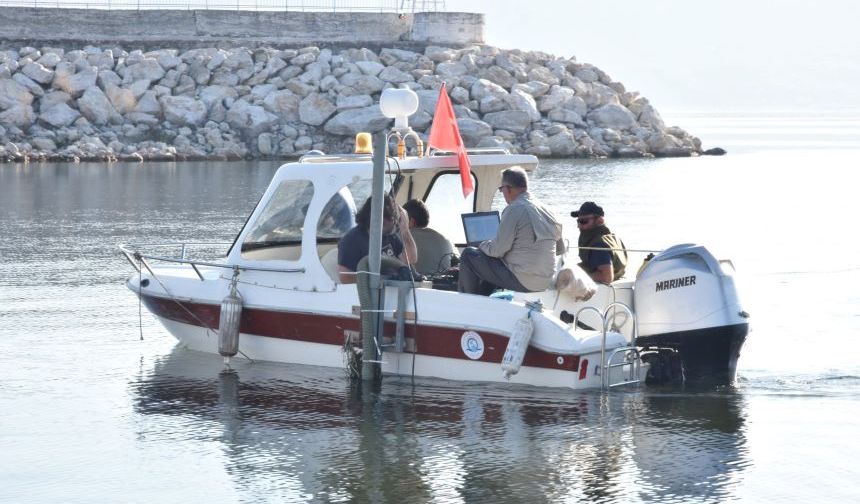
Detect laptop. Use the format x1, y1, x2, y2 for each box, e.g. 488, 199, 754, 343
461, 211, 501, 247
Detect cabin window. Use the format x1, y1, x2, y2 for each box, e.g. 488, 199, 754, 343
423, 172, 477, 245
241, 180, 313, 260
317, 186, 357, 240
316, 176, 393, 241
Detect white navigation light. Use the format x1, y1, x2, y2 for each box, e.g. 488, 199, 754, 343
380, 87, 419, 131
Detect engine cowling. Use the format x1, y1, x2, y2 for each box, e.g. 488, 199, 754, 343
633, 244, 748, 383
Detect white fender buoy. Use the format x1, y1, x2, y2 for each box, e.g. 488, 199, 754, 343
501, 314, 534, 379
219, 270, 243, 363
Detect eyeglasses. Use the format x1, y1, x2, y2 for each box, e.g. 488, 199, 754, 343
577, 217, 594, 225
498, 184, 511, 192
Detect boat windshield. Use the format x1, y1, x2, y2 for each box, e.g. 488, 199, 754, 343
241, 180, 314, 253
239, 175, 391, 261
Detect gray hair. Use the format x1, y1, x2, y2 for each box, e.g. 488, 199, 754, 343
501, 166, 528, 189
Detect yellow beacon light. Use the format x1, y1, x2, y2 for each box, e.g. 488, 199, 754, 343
355, 132, 372, 154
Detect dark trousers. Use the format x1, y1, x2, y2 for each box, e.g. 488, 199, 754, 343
457, 247, 528, 295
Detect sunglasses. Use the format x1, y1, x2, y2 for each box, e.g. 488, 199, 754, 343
577, 217, 594, 225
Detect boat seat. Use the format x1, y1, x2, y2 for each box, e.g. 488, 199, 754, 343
320, 247, 340, 283
528, 312, 630, 355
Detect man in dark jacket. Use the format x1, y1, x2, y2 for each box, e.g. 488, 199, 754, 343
572, 201, 627, 283
337, 194, 417, 284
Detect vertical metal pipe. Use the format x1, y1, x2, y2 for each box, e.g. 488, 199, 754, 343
362, 133, 387, 381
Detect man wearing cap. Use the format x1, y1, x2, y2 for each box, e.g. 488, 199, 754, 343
572, 201, 628, 284
458, 167, 563, 295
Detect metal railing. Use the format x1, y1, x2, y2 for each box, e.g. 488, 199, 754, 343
119, 242, 305, 281
0, 0, 444, 11
573, 302, 642, 390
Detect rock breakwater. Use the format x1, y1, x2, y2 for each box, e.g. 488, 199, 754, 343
0, 44, 701, 162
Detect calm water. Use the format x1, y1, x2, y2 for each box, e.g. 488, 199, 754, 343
1, 113, 859, 503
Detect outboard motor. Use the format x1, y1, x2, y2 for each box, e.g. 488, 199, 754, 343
633, 244, 749, 384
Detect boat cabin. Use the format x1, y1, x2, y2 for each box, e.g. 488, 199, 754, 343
226, 150, 539, 293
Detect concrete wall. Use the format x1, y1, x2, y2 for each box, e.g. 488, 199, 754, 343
0, 8, 484, 47
411, 12, 484, 45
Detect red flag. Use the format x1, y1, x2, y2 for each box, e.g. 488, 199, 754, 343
428, 83, 473, 198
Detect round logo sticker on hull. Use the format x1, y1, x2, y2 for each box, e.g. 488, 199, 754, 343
461, 331, 485, 360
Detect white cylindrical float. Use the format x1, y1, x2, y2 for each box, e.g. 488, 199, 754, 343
501, 314, 534, 379
218, 274, 243, 363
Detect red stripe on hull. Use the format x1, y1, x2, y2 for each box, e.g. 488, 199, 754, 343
141, 294, 579, 372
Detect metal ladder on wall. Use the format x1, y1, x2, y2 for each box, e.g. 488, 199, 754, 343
574, 302, 642, 389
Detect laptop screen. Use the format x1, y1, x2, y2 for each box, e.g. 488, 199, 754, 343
461, 211, 500, 246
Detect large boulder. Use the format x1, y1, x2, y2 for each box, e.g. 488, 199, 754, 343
199, 85, 238, 109
39, 90, 71, 112
22, 62, 54, 85
527, 66, 560, 86
96, 70, 122, 91
637, 103, 665, 130
380, 48, 421, 65
58, 68, 97, 98
160, 95, 207, 126
339, 73, 384, 95
425, 46, 459, 62
323, 105, 390, 135
482, 110, 532, 134
415, 89, 440, 116
336, 94, 373, 111
262, 90, 300, 121
298, 92, 336, 126
226, 101, 277, 137
36, 52, 62, 69
477, 65, 517, 89
547, 131, 577, 157
121, 59, 165, 83
479, 94, 510, 113
587, 104, 637, 131
134, 91, 162, 115
508, 88, 540, 122
548, 108, 586, 127
77, 87, 118, 125
39, 102, 80, 127
257, 132, 275, 155
378, 66, 413, 84
0, 78, 34, 109
355, 61, 385, 77
538, 85, 576, 112
12, 74, 44, 98
512, 80, 550, 98
105, 84, 136, 114
575, 67, 599, 83
31, 137, 57, 152
455, 118, 493, 147
470, 78, 507, 102
250, 83, 277, 101
436, 61, 468, 78
564, 95, 588, 117
0, 104, 34, 129
584, 82, 621, 108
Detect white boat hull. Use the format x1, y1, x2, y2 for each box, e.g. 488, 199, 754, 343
146, 295, 639, 391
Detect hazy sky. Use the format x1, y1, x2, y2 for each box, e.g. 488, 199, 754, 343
457, 0, 860, 113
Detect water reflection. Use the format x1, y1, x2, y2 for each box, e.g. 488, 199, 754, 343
132, 348, 749, 502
